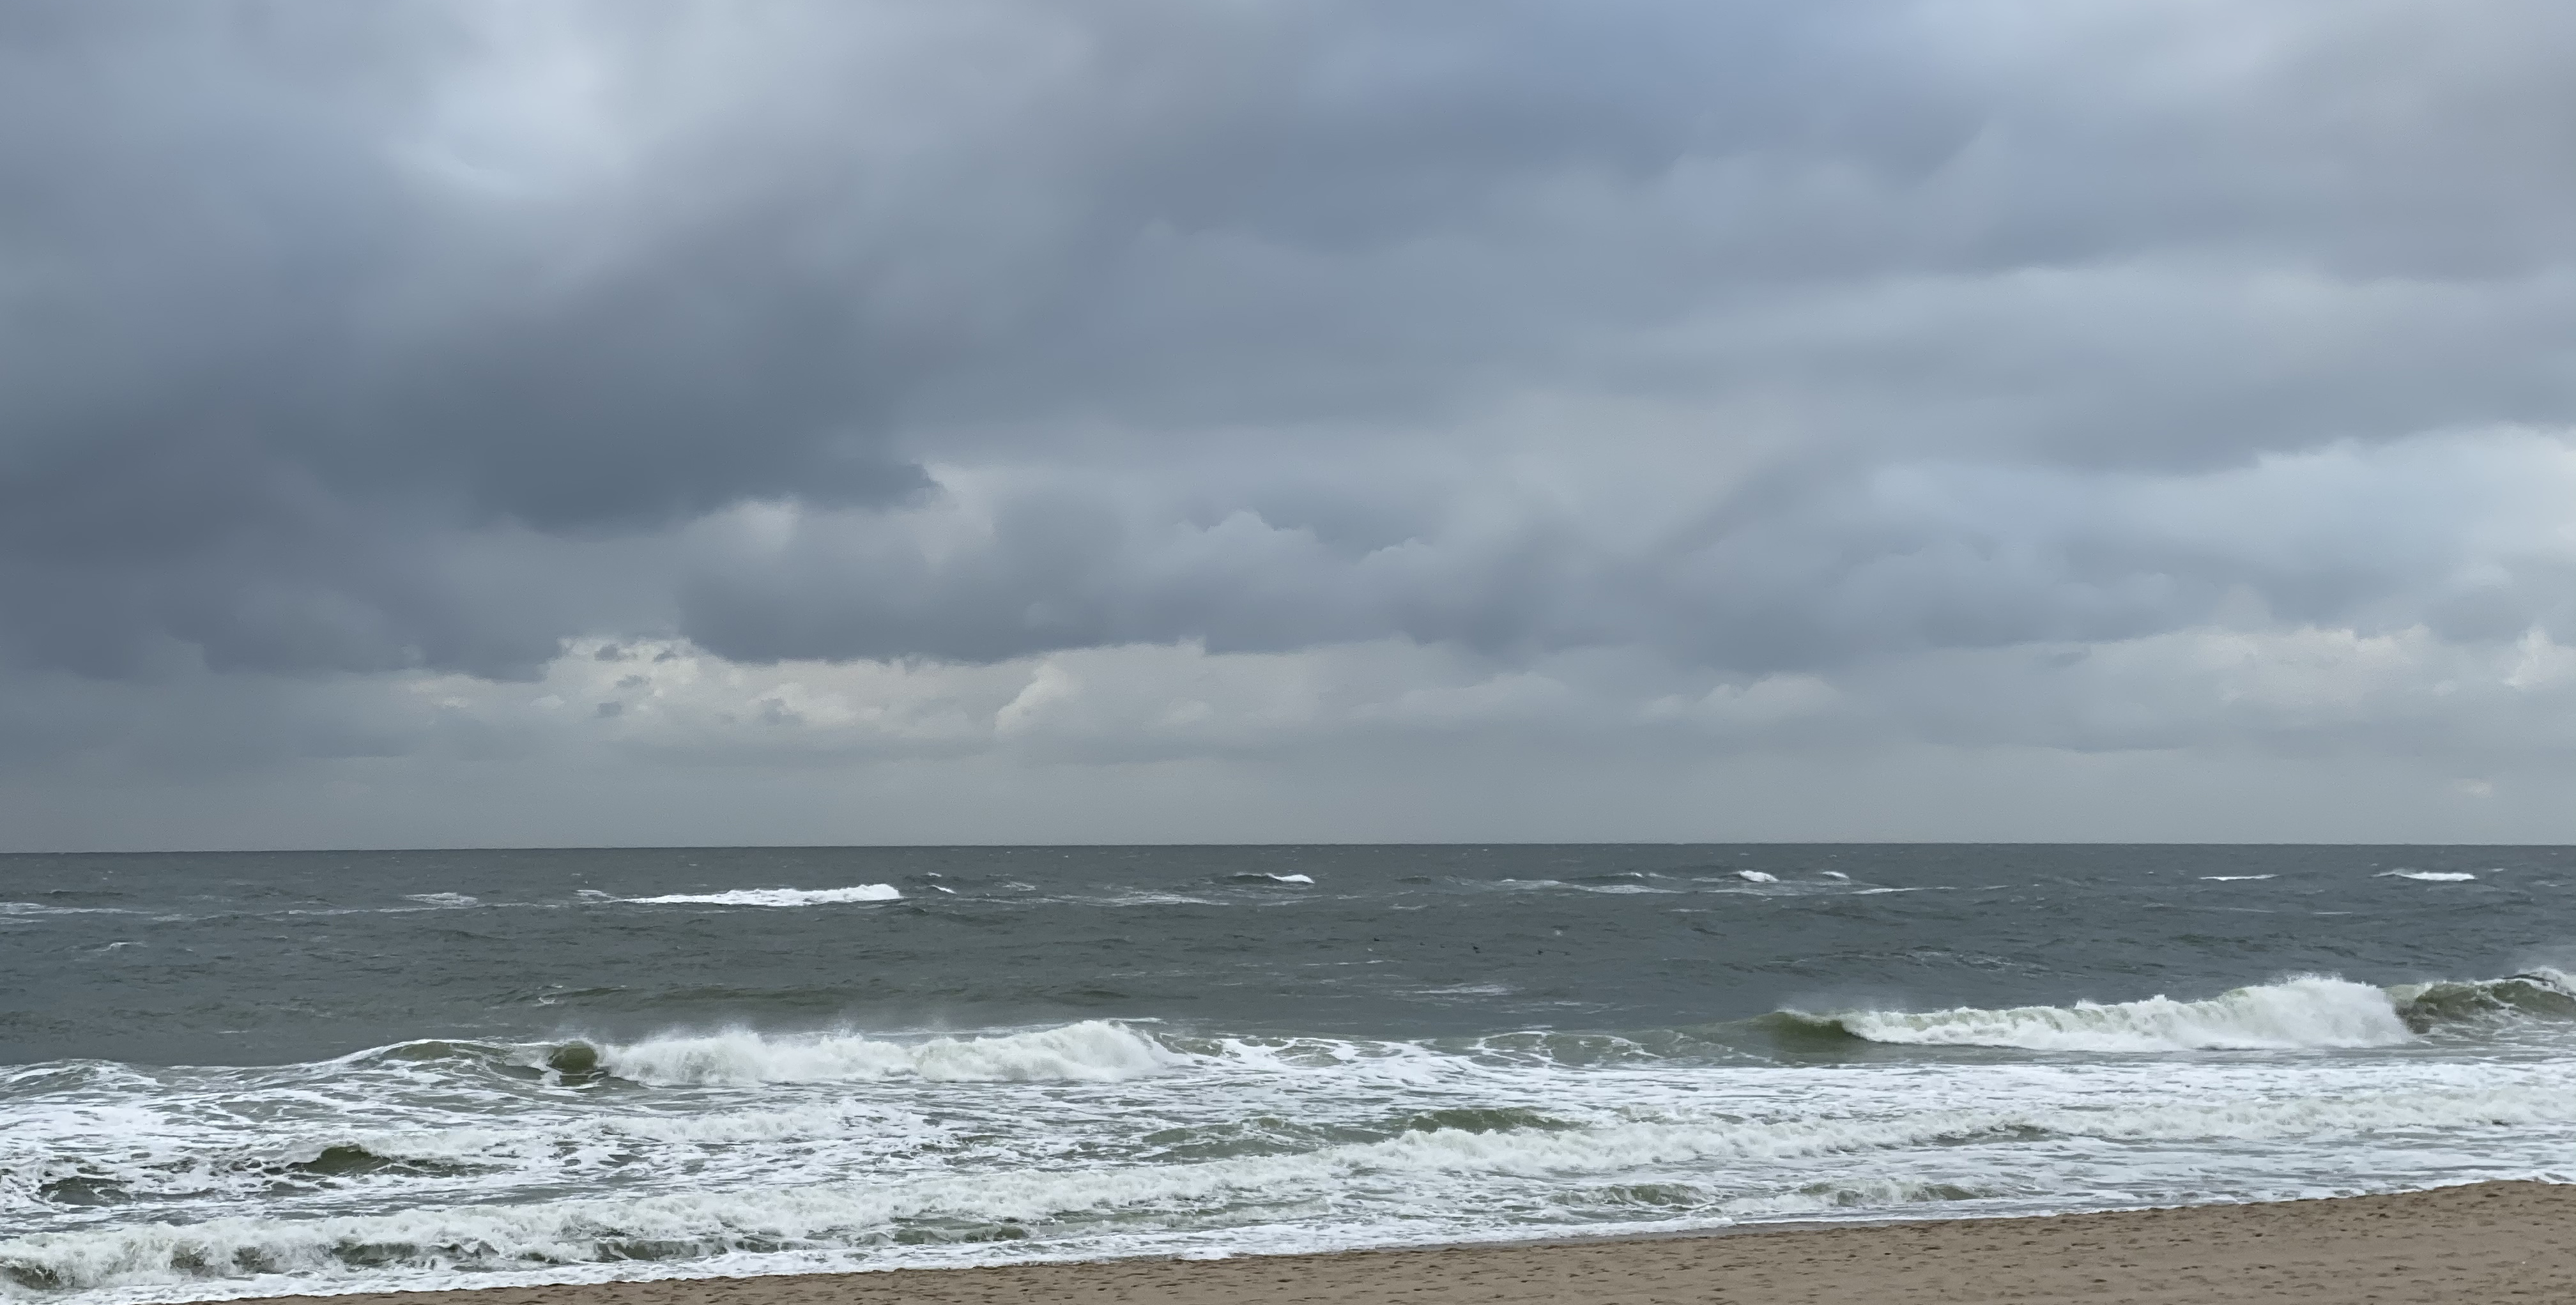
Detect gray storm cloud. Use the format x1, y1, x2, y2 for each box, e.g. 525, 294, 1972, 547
3, 0, 2573, 843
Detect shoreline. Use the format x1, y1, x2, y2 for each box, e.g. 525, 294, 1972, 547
219, 1180, 2576, 1305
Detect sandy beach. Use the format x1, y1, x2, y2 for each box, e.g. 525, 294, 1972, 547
241, 1181, 2575, 1305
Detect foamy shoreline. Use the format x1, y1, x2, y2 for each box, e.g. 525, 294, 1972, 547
191, 1182, 2576, 1305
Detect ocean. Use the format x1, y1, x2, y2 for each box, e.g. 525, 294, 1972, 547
4, 844, 2573, 1302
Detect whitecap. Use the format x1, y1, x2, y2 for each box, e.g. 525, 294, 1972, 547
1803, 975, 2414, 1052
1492, 877, 1675, 896
620, 885, 903, 906
2377, 871, 2476, 883
583, 1021, 1187, 1086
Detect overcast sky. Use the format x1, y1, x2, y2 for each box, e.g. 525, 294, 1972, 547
4, 0, 2574, 850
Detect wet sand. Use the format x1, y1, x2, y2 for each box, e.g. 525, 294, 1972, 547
250, 1180, 2576, 1305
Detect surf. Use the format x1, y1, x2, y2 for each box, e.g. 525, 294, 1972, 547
13, 1073, 2576, 1296
569, 1021, 1186, 1086
1777, 970, 2576, 1052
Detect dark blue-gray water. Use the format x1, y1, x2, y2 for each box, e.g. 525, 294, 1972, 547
6, 844, 2574, 1302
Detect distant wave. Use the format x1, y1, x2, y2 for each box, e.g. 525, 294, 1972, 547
619, 885, 902, 906
1227, 873, 1314, 885
2378, 870, 2476, 883
401, 893, 479, 908
1735, 870, 1779, 883
2200, 875, 2274, 881
1492, 879, 1678, 896
1779, 971, 2576, 1052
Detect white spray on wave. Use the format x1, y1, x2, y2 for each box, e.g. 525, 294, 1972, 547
1809, 976, 2416, 1052
585, 1021, 1186, 1085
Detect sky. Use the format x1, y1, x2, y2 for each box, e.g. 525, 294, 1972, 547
4, 0, 2574, 850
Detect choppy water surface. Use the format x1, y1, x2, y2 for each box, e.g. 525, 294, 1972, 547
4, 844, 2573, 1302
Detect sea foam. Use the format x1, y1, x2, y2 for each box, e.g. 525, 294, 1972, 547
12, 1077, 2575, 1297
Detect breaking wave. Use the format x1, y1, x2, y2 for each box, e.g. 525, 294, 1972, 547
312, 1022, 1197, 1088
569, 1021, 1188, 1086
1781, 972, 2576, 1052
1793, 975, 2412, 1051
2379, 871, 2476, 883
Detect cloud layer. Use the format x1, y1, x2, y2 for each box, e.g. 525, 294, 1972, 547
4, 0, 2573, 846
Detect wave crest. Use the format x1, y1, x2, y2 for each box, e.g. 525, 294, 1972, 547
576, 1021, 1186, 1086
1789, 976, 2415, 1052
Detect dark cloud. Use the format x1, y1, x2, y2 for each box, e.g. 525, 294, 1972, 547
3, 0, 2575, 835
670, 431, 2576, 674
1, 3, 938, 676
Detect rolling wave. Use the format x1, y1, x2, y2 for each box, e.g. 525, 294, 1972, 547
1780, 971, 2576, 1052
2387, 971, 2576, 1031
571, 1021, 1185, 1085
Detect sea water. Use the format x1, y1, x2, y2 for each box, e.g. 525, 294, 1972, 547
4, 844, 2573, 1302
